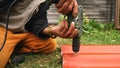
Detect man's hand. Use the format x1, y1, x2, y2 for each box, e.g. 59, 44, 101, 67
50, 20, 78, 38
55, 0, 78, 17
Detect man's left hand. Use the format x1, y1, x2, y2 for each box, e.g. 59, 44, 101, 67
55, 0, 78, 17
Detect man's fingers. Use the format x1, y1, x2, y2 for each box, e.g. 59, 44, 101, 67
55, 0, 66, 8
64, 2, 73, 14
72, 0, 78, 17
55, 0, 78, 17
59, 21, 68, 36
64, 22, 75, 37
57, 0, 71, 13
70, 29, 78, 38
59, 20, 65, 31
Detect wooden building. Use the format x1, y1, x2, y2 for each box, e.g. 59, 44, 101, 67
47, 4, 60, 25
77, 0, 116, 23
47, 0, 116, 24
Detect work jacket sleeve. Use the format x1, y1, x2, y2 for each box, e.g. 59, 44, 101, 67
25, 2, 50, 39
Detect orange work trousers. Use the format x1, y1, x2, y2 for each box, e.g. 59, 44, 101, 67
0, 26, 57, 68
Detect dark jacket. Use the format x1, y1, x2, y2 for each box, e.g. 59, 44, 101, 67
25, 2, 50, 39
0, 0, 15, 12
0, 0, 51, 39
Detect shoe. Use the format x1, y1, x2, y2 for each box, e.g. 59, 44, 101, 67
6, 55, 25, 68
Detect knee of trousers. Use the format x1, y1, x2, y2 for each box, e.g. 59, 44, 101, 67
43, 38, 57, 54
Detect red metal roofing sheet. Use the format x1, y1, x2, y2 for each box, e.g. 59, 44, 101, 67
61, 45, 120, 68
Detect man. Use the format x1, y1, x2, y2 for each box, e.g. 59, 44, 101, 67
0, 0, 78, 67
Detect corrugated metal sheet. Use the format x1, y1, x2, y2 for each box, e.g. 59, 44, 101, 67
47, 0, 116, 24
47, 4, 60, 24
78, 0, 116, 23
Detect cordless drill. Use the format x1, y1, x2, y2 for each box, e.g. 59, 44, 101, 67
67, 5, 83, 53
46, 0, 83, 53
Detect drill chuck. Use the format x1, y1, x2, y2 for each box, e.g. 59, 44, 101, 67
72, 34, 80, 52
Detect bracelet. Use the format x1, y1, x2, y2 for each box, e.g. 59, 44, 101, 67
47, 25, 57, 38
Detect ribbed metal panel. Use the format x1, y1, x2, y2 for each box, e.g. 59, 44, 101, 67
78, 0, 116, 23
47, 0, 116, 24
47, 4, 60, 25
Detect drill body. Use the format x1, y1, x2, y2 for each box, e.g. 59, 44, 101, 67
46, 0, 83, 53
67, 5, 83, 53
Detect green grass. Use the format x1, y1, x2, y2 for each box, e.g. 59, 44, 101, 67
13, 29, 120, 68
15, 49, 62, 68
81, 30, 120, 44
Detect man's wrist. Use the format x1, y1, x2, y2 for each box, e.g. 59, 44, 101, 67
45, 25, 57, 38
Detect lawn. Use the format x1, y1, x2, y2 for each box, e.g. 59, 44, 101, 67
13, 28, 120, 68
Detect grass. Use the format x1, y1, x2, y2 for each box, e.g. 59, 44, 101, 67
12, 28, 120, 68
14, 49, 62, 68
81, 30, 120, 44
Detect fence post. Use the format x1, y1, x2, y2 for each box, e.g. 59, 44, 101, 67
115, 0, 120, 29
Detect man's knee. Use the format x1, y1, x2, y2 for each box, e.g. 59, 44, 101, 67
15, 33, 58, 54
51, 39, 57, 51
45, 38, 57, 53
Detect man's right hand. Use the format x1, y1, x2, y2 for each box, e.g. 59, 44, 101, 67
50, 20, 78, 38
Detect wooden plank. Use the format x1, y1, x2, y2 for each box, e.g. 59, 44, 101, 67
115, 0, 120, 29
